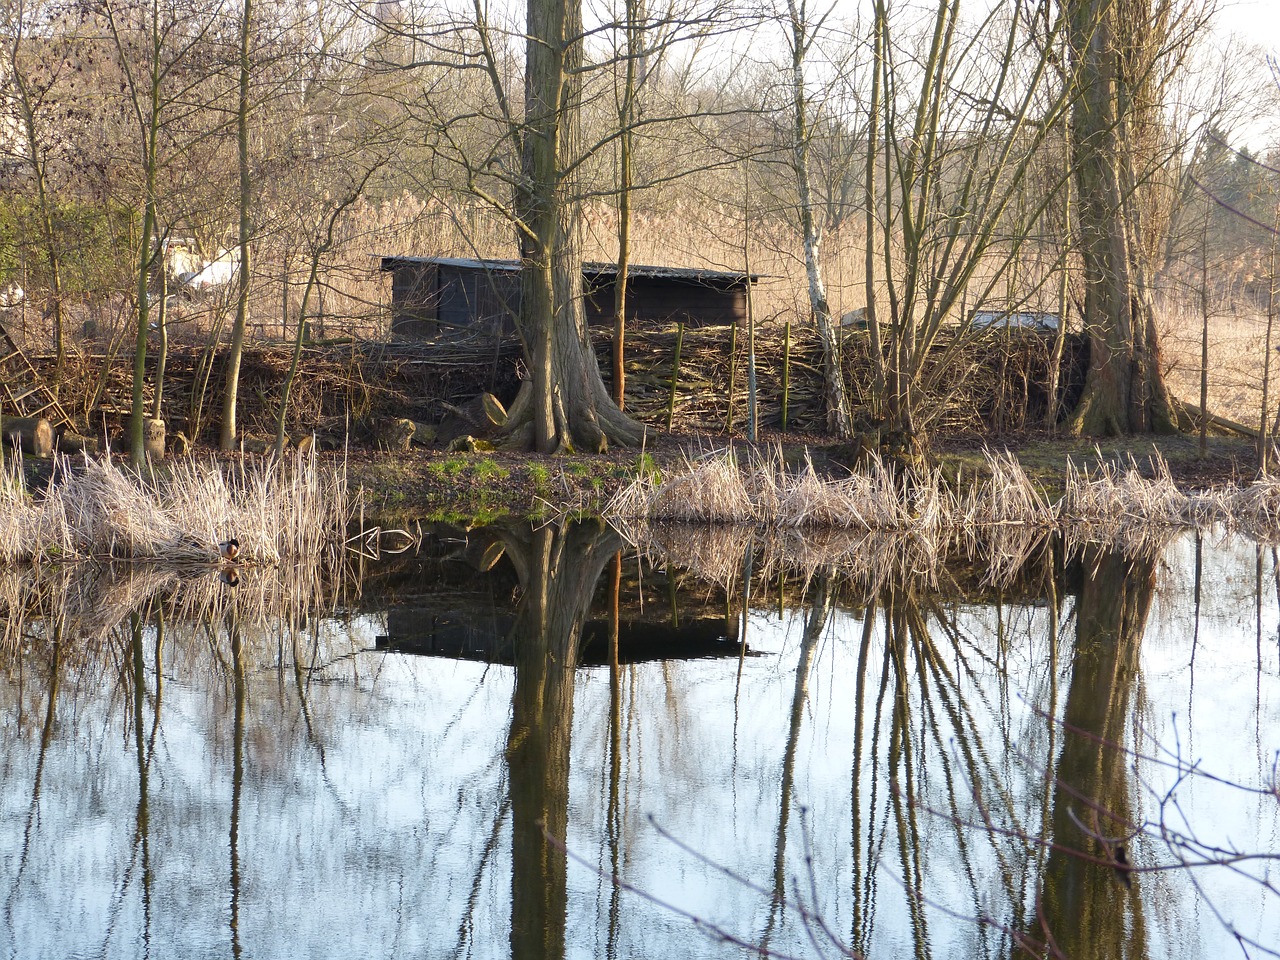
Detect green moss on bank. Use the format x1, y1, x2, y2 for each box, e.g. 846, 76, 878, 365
349, 450, 656, 525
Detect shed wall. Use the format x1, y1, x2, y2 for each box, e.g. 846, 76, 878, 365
387, 260, 751, 337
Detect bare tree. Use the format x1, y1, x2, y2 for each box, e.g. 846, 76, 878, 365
862, 0, 1075, 451
781, 0, 852, 437
0, 0, 75, 380
216, 0, 254, 452
100, 0, 223, 466
1062, 0, 1215, 435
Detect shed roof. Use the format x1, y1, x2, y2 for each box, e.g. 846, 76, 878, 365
378, 255, 763, 284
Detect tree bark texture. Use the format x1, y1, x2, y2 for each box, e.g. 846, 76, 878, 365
1066, 0, 1175, 436
511, 0, 643, 452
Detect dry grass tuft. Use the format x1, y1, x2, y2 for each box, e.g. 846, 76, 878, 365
0, 448, 353, 565
1225, 477, 1280, 542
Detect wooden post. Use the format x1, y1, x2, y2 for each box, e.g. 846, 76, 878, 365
725, 317, 737, 432
744, 185, 757, 444
1047, 118, 1073, 429
666, 321, 684, 430
782, 320, 791, 431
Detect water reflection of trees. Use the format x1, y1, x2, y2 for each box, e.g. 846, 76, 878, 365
1, 525, 1277, 960
848, 567, 1069, 960
644, 527, 1277, 960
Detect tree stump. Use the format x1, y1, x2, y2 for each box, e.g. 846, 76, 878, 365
144, 419, 166, 461
411, 422, 437, 447
373, 417, 415, 452
438, 393, 508, 444
2, 417, 54, 458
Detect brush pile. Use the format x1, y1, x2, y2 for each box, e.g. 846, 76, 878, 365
603, 324, 1082, 433
36, 325, 1079, 444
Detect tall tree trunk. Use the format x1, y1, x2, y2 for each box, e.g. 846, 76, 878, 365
611, 0, 641, 410
864, 0, 886, 416
221, 0, 254, 451
1065, 0, 1175, 436
508, 0, 643, 453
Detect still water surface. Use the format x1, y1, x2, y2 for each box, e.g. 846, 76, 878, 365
1, 524, 1278, 959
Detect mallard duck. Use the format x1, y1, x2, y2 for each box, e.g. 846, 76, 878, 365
219, 568, 240, 588
218, 538, 240, 562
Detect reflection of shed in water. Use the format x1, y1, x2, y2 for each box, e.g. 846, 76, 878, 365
376, 610, 746, 666
379, 255, 761, 339
363, 523, 751, 664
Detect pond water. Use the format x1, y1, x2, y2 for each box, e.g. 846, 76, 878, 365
1, 523, 1278, 960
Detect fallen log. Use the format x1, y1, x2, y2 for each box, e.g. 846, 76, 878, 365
1172, 397, 1258, 438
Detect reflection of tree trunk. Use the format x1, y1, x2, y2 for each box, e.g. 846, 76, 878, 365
760, 575, 830, 955
1029, 547, 1153, 958
229, 620, 246, 960
849, 601, 877, 957
886, 590, 929, 955
606, 552, 623, 960
131, 613, 154, 954
5, 624, 61, 921
504, 521, 620, 960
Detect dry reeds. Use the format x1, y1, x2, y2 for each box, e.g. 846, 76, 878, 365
610, 445, 1280, 546
0, 447, 353, 565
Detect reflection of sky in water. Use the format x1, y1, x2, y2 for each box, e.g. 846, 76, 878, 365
0, 533, 1277, 960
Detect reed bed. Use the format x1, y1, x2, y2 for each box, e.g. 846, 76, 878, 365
0, 447, 353, 565
610, 446, 1280, 545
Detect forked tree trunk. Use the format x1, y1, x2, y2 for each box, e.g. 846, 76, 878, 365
507, 0, 644, 453
1065, 0, 1175, 436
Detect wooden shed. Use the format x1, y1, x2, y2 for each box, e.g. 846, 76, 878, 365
380, 255, 760, 338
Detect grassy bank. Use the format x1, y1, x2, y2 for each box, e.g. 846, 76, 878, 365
0, 431, 1264, 564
